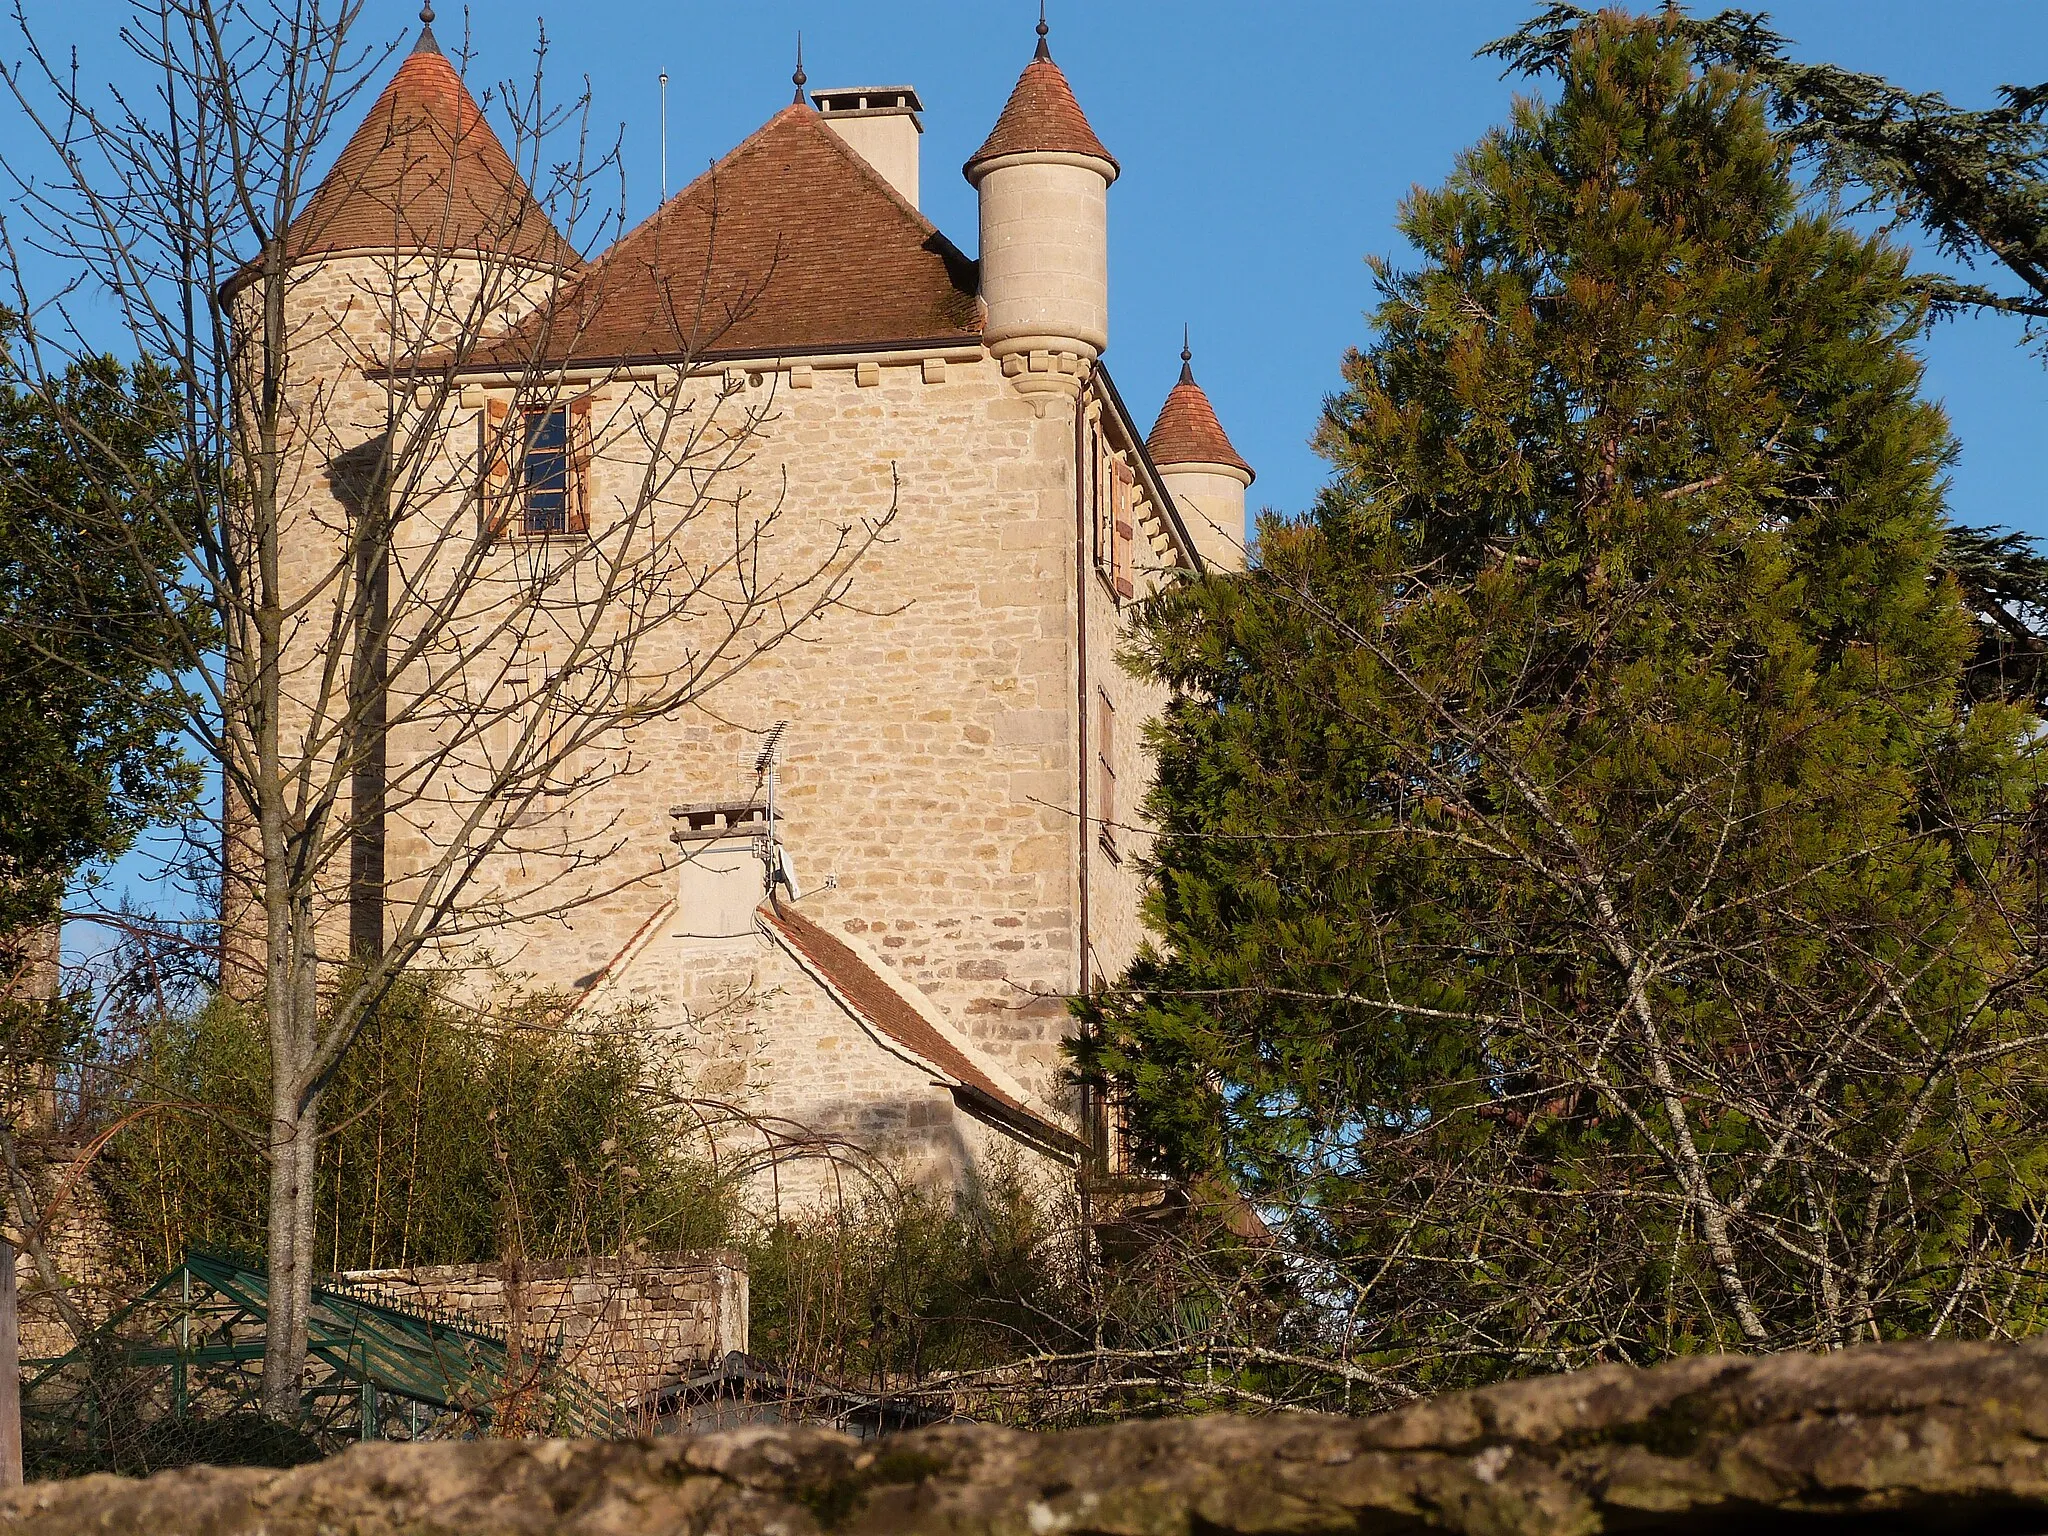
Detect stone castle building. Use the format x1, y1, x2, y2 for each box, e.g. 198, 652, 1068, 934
252, 7, 1254, 1199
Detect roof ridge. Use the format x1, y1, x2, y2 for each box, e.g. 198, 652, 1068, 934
789, 105, 947, 247
586, 106, 955, 281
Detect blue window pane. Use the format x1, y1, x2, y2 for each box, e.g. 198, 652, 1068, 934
522, 408, 570, 534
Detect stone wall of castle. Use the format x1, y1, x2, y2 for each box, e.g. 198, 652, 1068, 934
220, 247, 574, 994
253, 284, 1192, 1189
389, 355, 1094, 1113
628, 920, 1009, 1210
343, 1249, 748, 1410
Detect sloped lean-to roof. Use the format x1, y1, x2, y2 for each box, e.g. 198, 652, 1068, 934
458, 104, 982, 372
757, 902, 1085, 1165
273, 28, 577, 274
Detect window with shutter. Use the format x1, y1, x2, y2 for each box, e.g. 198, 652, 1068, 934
480, 397, 597, 541
1111, 460, 1136, 600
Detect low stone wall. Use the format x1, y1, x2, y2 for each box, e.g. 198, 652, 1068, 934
10, 1337, 2048, 1532
342, 1252, 747, 1408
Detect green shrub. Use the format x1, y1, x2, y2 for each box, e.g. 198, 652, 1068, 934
99, 974, 730, 1279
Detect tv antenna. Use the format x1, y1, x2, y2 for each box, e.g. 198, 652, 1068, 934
752, 722, 800, 901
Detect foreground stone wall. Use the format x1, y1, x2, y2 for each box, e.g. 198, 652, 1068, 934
11, 1338, 2048, 1532
344, 1251, 747, 1408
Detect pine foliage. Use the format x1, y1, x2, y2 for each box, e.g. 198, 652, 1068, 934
1087, 13, 2048, 1373
0, 324, 198, 940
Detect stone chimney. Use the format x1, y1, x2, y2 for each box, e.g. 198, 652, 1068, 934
813, 86, 924, 209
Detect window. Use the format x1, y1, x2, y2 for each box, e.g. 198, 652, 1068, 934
521, 408, 572, 534
484, 397, 593, 538
1095, 688, 1118, 860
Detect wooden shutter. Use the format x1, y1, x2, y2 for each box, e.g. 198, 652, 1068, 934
567, 396, 594, 535
1094, 431, 1114, 575
483, 398, 513, 539
1111, 459, 1136, 599
1096, 689, 1116, 841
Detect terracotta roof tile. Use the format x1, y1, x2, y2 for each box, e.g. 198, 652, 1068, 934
758, 902, 1082, 1159
281, 33, 576, 271
964, 53, 1118, 183
1147, 358, 1253, 480
465, 106, 981, 370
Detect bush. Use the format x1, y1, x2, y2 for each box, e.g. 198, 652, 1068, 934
98, 974, 731, 1279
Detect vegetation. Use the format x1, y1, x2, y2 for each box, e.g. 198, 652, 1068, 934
1087, 10, 2048, 1384
745, 1168, 1325, 1423
100, 977, 729, 1280
1494, 4, 2048, 707
0, 322, 196, 946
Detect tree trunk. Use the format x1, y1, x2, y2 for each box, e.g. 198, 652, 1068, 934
259, 1083, 320, 1420
0, 1237, 21, 1488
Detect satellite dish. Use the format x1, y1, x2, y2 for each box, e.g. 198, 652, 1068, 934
774, 845, 802, 902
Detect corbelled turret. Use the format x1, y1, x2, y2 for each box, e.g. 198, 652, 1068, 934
965, 12, 1116, 403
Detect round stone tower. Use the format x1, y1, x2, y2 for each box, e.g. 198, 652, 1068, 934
1148, 340, 1255, 573
217, 7, 577, 980
964, 16, 1118, 402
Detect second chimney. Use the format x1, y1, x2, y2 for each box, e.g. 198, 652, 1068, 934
812, 86, 923, 210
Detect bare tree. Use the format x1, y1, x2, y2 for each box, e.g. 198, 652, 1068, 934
0, 0, 889, 1417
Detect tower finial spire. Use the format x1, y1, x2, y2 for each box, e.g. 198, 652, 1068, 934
413, 2, 439, 54
1035, 2, 1051, 60
1180, 325, 1194, 382
793, 32, 807, 104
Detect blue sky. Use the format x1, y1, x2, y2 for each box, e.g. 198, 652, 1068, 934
445, 0, 2046, 537
22, 0, 2048, 535
20, 0, 2048, 941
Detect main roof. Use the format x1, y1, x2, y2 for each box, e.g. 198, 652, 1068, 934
964, 46, 1118, 183
283, 30, 577, 271
462, 105, 981, 370
1147, 355, 1253, 480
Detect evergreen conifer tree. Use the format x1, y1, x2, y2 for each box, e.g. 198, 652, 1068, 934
1088, 12, 2048, 1371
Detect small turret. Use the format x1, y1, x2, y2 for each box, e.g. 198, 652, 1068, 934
1148, 338, 1254, 572
964, 12, 1117, 400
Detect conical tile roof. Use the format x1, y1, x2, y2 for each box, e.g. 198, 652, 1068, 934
964, 44, 1117, 183
1148, 354, 1252, 479
280, 30, 576, 269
